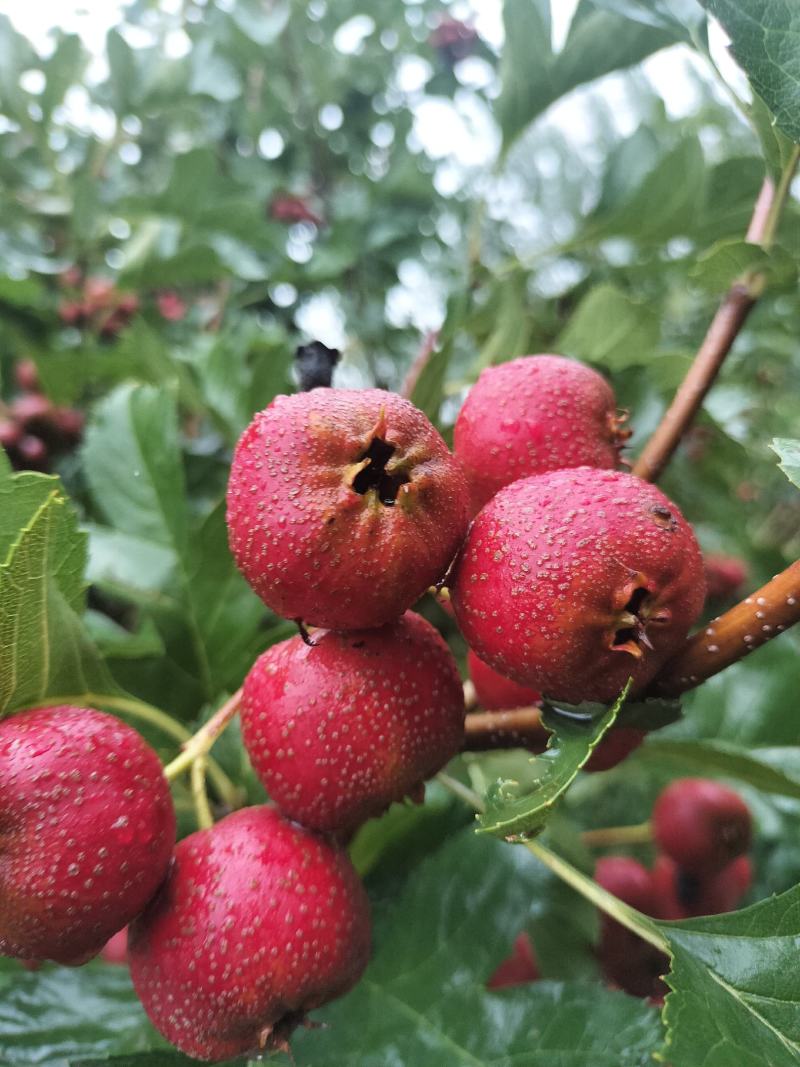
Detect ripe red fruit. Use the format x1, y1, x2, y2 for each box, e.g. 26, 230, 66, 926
157, 290, 187, 321
269, 193, 323, 227
652, 778, 752, 875
704, 553, 747, 600
429, 16, 480, 63
584, 727, 645, 773
58, 300, 87, 326
0, 706, 175, 965
15, 434, 48, 470
487, 932, 539, 989
0, 418, 21, 450
454, 355, 630, 515
129, 806, 371, 1061
14, 359, 39, 393
241, 611, 465, 834
101, 927, 129, 966
227, 388, 469, 630
12, 393, 52, 428
450, 467, 705, 704
595, 857, 668, 999
468, 649, 540, 711
650, 853, 752, 917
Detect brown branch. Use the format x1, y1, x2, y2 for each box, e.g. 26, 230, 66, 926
462, 706, 544, 750
650, 561, 800, 697
632, 177, 778, 483
401, 329, 439, 399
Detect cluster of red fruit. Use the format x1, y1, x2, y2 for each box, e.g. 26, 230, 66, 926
487, 778, 753, 998
58, 271, 139, 338
0, 359, 84, 470
1, 354, 712, 1062
269, 192, 324, 228
596, 777, 753, 1000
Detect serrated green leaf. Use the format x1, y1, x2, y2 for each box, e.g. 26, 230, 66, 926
556, 283, 659, 369
691, 239, 797, 292
772, 438, 800, 488
660, 885, 800, 1066
410, 291, 469, 424
477, 686, 629, 838
0, 488, 115, 716
640, 738, 800, 799
701, 0, 800, 143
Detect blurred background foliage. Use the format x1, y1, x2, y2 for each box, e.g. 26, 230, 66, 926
1, 1, 800, 1062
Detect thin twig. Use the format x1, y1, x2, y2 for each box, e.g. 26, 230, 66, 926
462, 706, 544, 750
633, 147, 799, 483
650, 560, 800, 697
581, 821, 652, 848
401, 329, 440, 399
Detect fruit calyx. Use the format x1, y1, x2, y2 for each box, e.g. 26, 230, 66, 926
610, 579, 672, 660
345, 414, 410, 506
608, 408, 633, 454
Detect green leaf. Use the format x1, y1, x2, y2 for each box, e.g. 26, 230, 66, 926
640, 738, 800, 799
293, 829, 661, 1065
772, 437, 800, 488
0, 484, 115, 716
477, 686, 629, 838
691, 239, 797, 292
660, 885, 800, 1066
410, 291, 469, 424
498, 0, 675, 151
83, 384, 189, 554
701, 0, 800, 143
556, 284, 659, 369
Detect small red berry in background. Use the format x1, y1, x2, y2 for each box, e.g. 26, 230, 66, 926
584, 727, 645, 773
269, 193, 323, 227
652, 778, 752, 875
101, 927, 129, 966
468, 649, 541, 712
704, 553, 748, 601
487, 932, 540, 989
429, 16, 479, 64
157, 290, 187, 321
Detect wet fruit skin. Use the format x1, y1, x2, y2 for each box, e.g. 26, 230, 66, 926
129, 806, 371, 1062
651, 853, 752, 918
227, 388, 469, 630
453, 355, 629, 516
467, 648, 540, 711
0, 706, 176, 965
450, 467, 706, 705
652, 778, 752, 875
241, 612, 465, 834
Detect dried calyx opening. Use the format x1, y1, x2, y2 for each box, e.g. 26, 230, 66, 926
612, 586, 653, 659
351, 436, 409, 505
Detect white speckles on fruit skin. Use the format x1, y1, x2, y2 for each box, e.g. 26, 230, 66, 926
226, 388, 469, 630
129, 807, 371, 1062
454, 355, 628, 516
241, 611, 465, 834
451, 468, 706, 705
0, 706, 176, 964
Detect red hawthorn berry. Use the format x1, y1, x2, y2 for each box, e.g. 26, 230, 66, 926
584, 727, 645, 773
157, 290, 187, 321
226, 388, 470, 630
52, 406, 85, 441
101, 927, 129, 966
0, 418, 21, 451
58, 300, 87, 326
15, 434, 48, 470
429, 16, 479, 63
83, 276, 116, 311
467, 648, 541, 711
652, 778, 752, 876
704, 553, 748, 601
650, 855, 688, 920
13, 359, 39, 393
59, 265, 83, 289
12, 393, 52, 428
241, 611, 465, 834
269, 194, 323, 227
487, 932, 540, 989
129, 806, 371, 1061
115, 292, 140, 318
0, 706, 176, 965
450, 467, 705, 705
650, 852, 752, 917
595, 857, 669, 999
454, 355, 630, 516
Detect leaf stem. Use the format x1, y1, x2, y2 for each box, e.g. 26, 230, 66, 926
581, 821, 652, 848
524, 839, 668, 953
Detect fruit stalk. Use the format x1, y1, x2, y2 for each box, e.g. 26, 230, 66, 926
462, 706, 544, 750
163, 689, 242, 782
650, 559, 800, 697
633, 149, 800, 483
